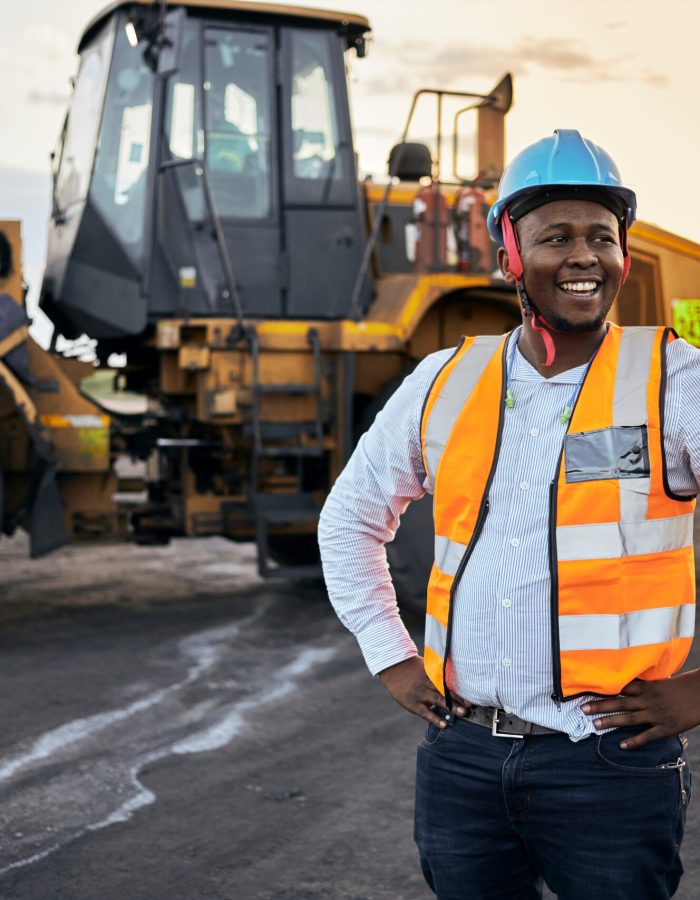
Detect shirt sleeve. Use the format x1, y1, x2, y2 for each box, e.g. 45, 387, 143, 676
317, 350, 452, 675
664, 338, 700, 495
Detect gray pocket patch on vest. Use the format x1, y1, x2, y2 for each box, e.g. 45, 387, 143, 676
565, 425, 650, 483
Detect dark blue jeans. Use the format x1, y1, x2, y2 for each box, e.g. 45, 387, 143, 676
414, 716, 691, 899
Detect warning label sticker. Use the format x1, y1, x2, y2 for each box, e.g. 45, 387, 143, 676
79, 428, 109, 459
672, 299, 700, 348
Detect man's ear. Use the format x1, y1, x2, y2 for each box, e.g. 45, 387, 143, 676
497, 247, 516, 286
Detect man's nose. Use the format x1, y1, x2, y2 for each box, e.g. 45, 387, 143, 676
565, 238, 598, 267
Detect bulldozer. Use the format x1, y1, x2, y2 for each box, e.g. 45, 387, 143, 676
2, 0, 700, 609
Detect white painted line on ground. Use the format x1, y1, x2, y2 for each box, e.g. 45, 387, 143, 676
0, 608, 337, 877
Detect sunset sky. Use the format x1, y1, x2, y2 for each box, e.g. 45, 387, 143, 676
1, 0, 698, 335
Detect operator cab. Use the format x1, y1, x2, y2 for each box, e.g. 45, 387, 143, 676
42, 0, 370, 344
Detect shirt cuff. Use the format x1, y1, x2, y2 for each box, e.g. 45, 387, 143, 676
354, 615, 419, 676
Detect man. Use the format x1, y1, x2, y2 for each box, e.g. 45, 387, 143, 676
318, 130, 700, 899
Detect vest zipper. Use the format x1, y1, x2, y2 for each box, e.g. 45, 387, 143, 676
548, 472, 563, 706
547, 331, 610, 706
443, 498, 491, 710
441, 340, 509, 709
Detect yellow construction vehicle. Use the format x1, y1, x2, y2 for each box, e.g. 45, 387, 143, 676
2, 0, 700, 606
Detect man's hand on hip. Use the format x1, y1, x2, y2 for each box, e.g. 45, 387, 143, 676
582, 668, 700, 749
378, 656, 470, 728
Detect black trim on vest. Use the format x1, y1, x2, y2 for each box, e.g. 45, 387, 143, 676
441, 337, 509, 711
549, 328, 610, 704
660, 327, 697, 503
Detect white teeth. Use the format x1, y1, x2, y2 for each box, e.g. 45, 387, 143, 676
560, 281, 598, 292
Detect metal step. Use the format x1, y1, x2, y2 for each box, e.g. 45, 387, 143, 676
253, 493, 322, 579
256, 383, 319, 394
261, 506, 320, 525
259, 563, 322, 580
255, 492, 320, 523
257, 445, 323, 458
247, 325, 324, 460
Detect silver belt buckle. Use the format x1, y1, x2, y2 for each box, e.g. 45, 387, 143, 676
491, 708, 524, 739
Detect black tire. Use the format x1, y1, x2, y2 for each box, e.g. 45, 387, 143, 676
267, 533, 320, 567
358, 367, 433, 615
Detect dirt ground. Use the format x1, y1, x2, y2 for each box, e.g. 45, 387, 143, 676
0, 524, 699, 899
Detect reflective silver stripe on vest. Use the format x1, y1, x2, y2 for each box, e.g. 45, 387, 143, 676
424, 613, 448, 659
423, 335, 503, 486
557, 513, 694, 561
559, 604, 695, 652
613, 327, 657, 522
613, 327, 657, 427
434, 534, 467, 577
619, 478, 651, 524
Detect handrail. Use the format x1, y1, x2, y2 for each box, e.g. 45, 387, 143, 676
348, 87, 498, 320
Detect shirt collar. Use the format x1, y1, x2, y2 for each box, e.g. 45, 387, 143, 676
507, 327, 589, 385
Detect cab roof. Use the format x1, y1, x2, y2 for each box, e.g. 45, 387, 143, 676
78, 0, 371, 52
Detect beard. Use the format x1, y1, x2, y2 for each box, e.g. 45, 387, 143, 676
544, 308, 609, 333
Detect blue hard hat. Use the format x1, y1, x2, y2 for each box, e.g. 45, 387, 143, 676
487, 129, 637, 245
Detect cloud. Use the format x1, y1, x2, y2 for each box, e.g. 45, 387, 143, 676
368, 35, 668, 94
518, 37, 633, 73
642, 71, 671, 88
375, 39, 526, 85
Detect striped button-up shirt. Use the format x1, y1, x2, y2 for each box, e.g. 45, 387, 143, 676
318, 329, 700, 740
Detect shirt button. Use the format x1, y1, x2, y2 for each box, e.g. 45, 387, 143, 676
519, 481, 529, 491
502, 658, 512, 668
502, 598, 512, 608
510, 538, 520, 547
529, 427, 540, 437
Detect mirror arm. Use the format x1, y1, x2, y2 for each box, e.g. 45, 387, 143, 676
158, 158, 244, 327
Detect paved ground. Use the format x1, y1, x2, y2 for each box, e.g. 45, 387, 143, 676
0, 520, 699, 899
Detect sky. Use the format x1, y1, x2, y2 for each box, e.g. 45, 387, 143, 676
1, 0, 698, 340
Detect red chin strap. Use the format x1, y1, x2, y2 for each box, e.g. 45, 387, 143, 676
500, 213, 631, 368
619, 222, 631, 285
501, 213, 557, 366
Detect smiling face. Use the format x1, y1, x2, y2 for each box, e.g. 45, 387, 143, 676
499, 199, 625, 333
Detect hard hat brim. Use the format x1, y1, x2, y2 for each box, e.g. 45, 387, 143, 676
488, 183, 637, 244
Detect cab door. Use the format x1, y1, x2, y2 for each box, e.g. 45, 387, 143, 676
280, 27, 367, 319
200, 23, 282, 316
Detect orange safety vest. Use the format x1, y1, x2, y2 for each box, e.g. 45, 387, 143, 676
420, 324, 696, 702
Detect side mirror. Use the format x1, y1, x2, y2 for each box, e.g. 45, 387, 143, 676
354, 35, 369, 58
387, 142, 433, 181
126, 6, 185, 77
157, 7, 185, 78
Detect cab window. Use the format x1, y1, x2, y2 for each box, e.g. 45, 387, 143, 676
55, 21, 114, 211
284, 29, 354, 205
90, 15, 155, 266
165, 19, 206, 221
203, 27, 272, 220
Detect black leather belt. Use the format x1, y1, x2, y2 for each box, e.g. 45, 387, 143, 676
464, 705, 564, 738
